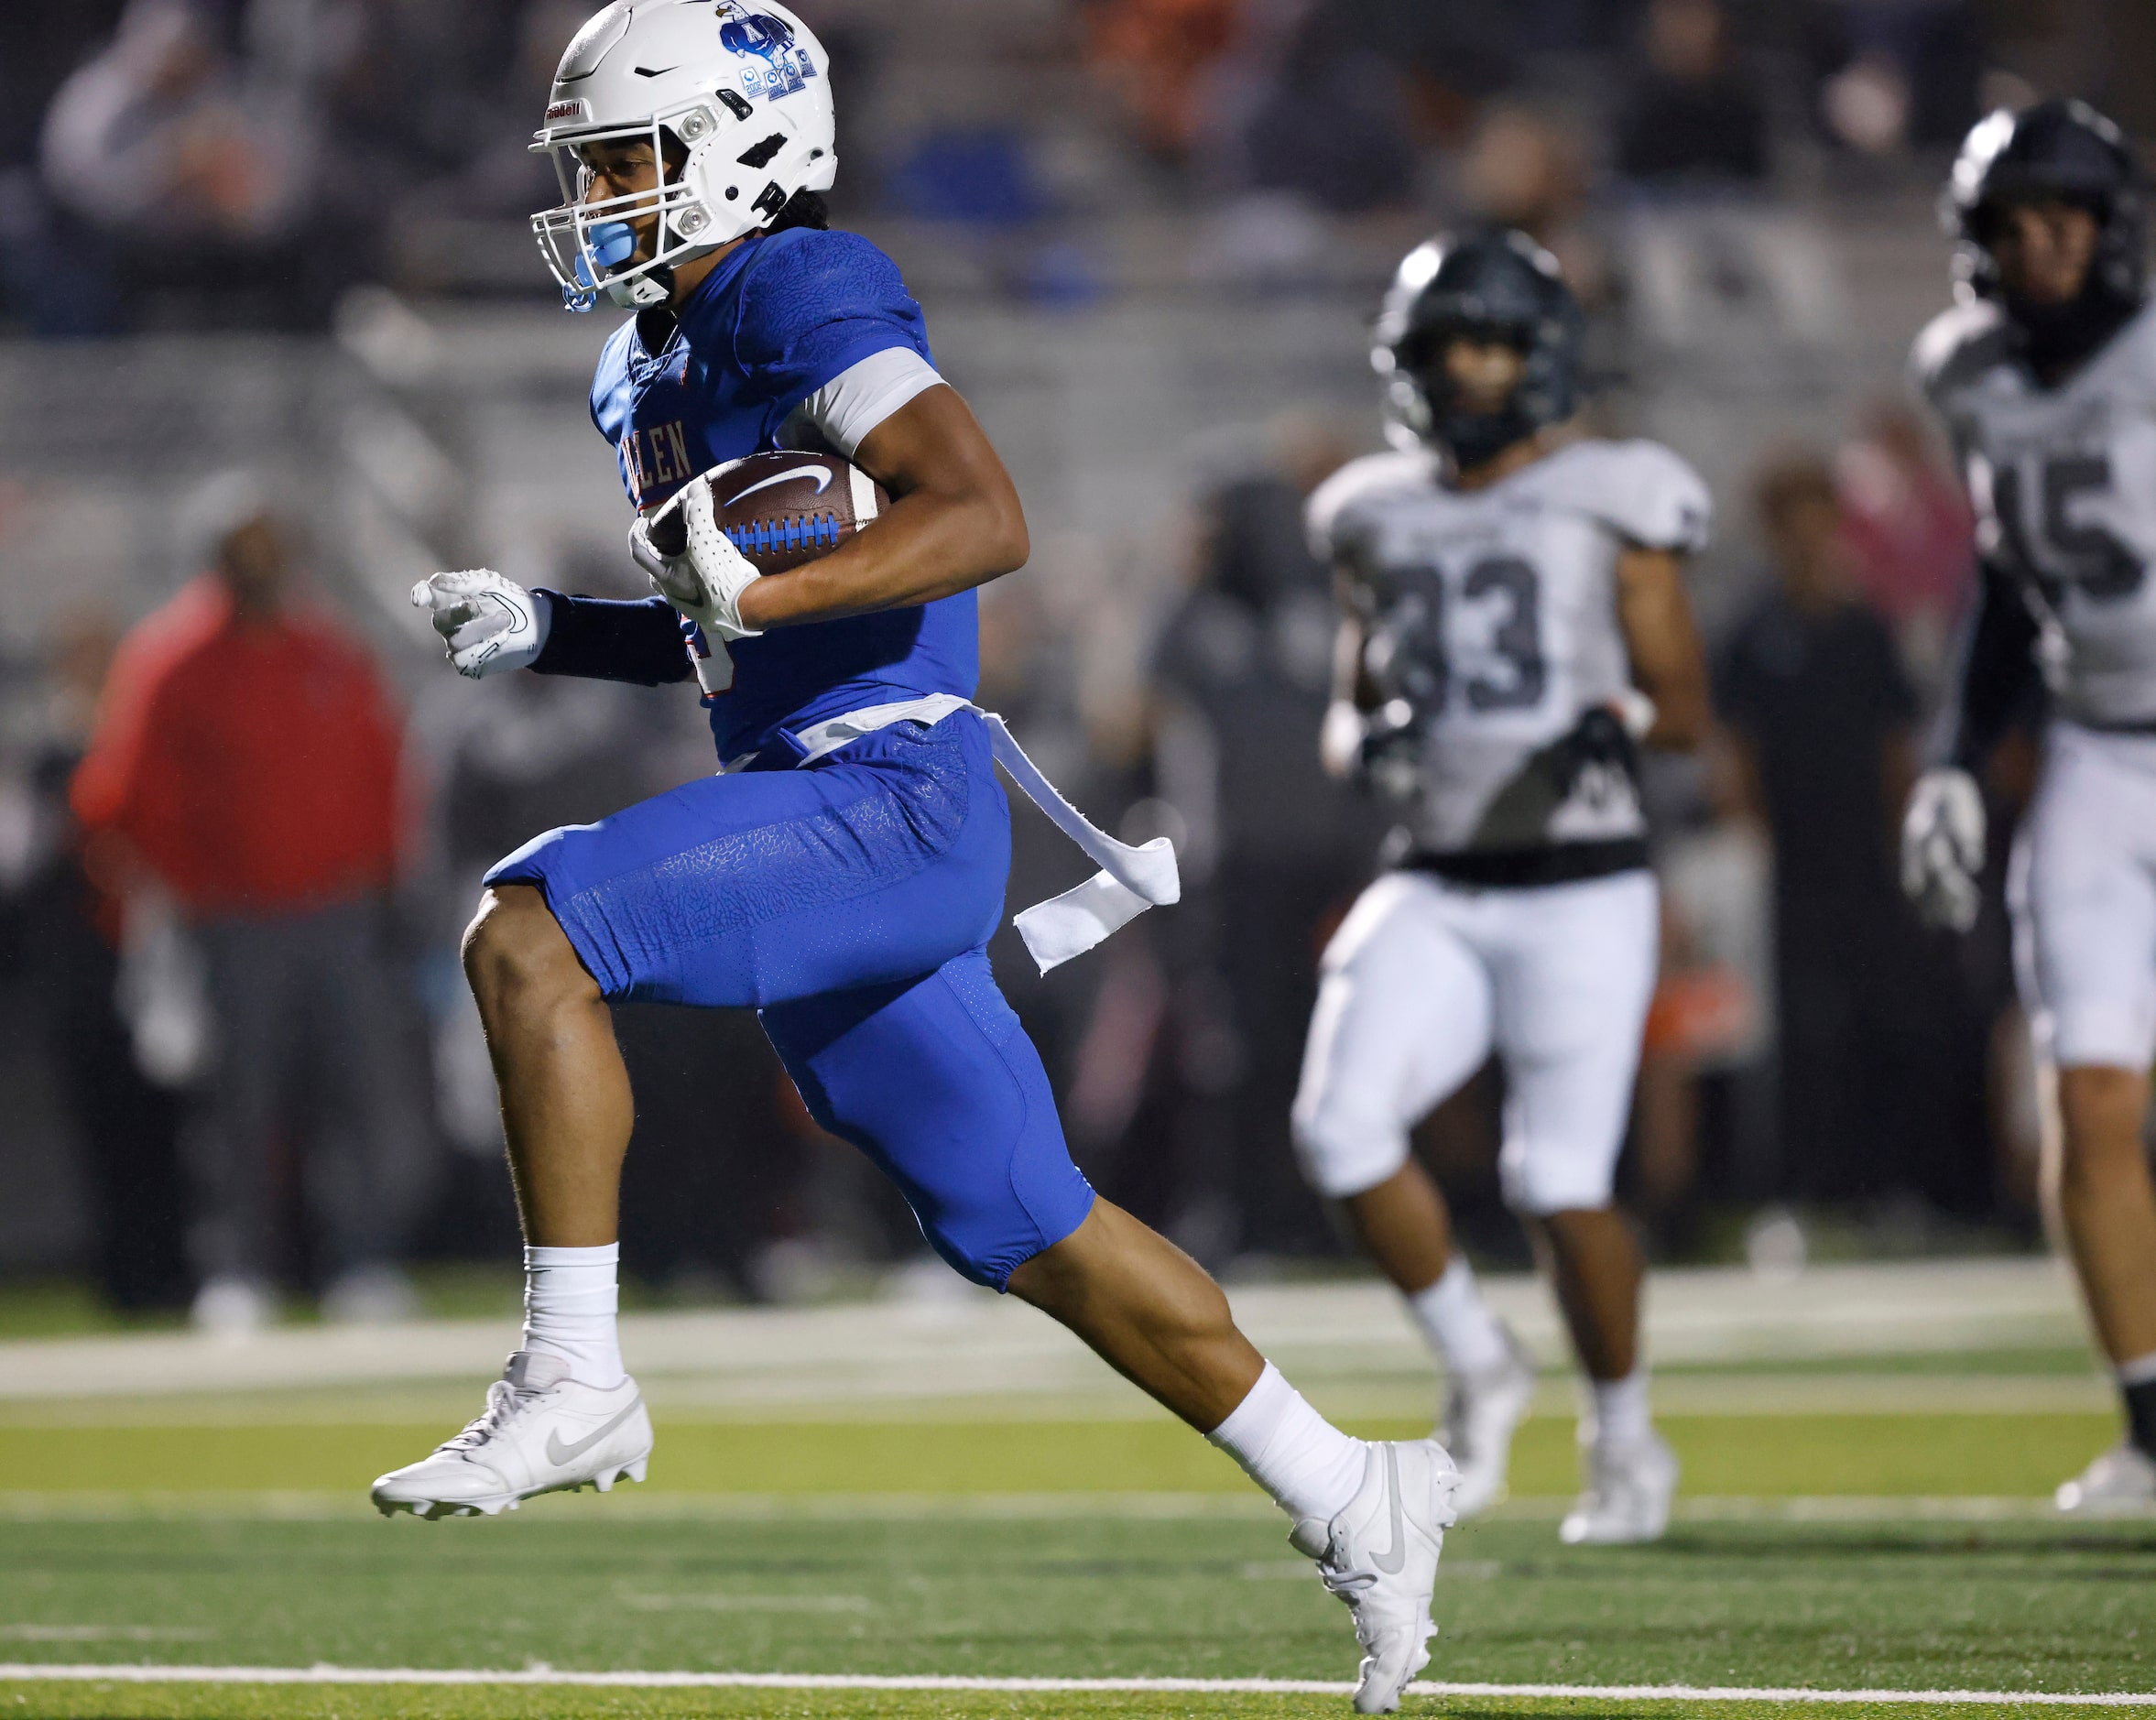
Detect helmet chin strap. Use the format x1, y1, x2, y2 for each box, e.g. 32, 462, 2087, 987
1436, 404, 1536, 474
2007, 281, 2143, 376
582, 214, 718, 312
606, 265, 675, 310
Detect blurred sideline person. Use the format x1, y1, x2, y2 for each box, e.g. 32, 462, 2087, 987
1293, 232, 1712, 1542
71, 476, 428, 1333
1716, 457, 1944, 1205
1905, 98, 2156, 1512
391, 8, 1456, 1708
6, 610, 191, 1312
1149, 419, 1389, 1260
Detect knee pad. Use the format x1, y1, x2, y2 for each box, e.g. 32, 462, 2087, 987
1290, 1098, 1411, 1201
1497, 1135, 1619, 1217
763, 953, 1095, 1289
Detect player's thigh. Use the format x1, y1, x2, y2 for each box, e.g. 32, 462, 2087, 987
762, 950, 1095, 1290
2017, 728, 2156, 1072
1485, 869, 1660, 1214
485, 715, 1007, 1009
1290, 872, 1495, 1199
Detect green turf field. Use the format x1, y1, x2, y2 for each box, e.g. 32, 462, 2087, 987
0, 1409, 2122, 1498
1, 1399, 2151, 1719
0, 1272, 2144, 1720
1, 1511, 2151, 1717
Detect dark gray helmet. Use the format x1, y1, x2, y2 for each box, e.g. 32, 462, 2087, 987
1943, 98, 2146, 366
1373, 228, 1584, 470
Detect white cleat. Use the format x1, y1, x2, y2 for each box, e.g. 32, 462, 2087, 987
370, 1350, 652, 1519
1560, 1430, 1678, 1546
1440, 1332, 1537, 1519
1291, 1438, 1461, 1715
2054, 1442, 2156, 1516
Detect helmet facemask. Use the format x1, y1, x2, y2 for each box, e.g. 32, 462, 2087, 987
1391, 318, 1543, 473
533, 107, 734, 312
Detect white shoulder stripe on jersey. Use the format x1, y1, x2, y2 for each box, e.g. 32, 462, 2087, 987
797, 346, 945, 460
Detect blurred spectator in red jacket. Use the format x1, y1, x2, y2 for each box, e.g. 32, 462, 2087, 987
1834, 398, 1975, 696
72, 474, 430, 1334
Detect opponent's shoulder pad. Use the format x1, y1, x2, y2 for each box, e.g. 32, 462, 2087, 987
1539, 439, 1712, 553
1911, 299, 2011, 408
1304, 449, 1436, 561
728, 227, 921, 357
2100, 295, 2156, 391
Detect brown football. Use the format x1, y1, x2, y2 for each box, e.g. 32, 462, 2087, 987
652, 451, 888, 575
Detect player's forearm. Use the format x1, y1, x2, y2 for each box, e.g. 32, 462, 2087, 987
734, 484, 1029, 629
1935, 561, 2041, 770
530, 591, 693, 686
1614, 549, 1709, 749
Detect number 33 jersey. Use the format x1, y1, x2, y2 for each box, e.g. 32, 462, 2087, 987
1307, 438, 1711, 856
1918, 296, 2156, 727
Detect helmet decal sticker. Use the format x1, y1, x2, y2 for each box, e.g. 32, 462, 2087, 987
720, 11, 816, 101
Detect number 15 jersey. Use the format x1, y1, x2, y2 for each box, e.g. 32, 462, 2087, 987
1918, 295, 2156, 728
1307, 438, 1711, 858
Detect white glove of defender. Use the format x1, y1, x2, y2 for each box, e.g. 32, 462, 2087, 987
410, 570, 550, 679
627, 479, 764, 642
1901, 767, 1987, 932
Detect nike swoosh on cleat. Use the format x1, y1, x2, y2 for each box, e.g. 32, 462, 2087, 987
724, 466, 833, 508
543, 1396, 646, 1468
1371, 1446, 1408, 1574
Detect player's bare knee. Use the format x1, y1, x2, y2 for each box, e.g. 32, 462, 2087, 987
463, 887, 591, 1018
2056, 1067, 2151, 1182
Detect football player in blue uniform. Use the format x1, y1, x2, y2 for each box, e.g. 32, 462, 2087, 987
381, 5, 1454, 1707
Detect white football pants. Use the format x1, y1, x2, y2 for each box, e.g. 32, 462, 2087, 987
2014, 721, 2156, 1072
1291, 867, 1659, 1214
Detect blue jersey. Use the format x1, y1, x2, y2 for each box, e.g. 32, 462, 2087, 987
588, 227, 979, 761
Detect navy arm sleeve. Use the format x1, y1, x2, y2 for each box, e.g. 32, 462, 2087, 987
528, 591, 692, 687
1935, 560, 2042, 770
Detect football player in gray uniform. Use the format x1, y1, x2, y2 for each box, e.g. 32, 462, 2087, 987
1292, 231, 1712, 1543
1905, 97, 2156, 1514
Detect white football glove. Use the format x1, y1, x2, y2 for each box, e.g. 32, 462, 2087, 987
1901, 767, 1987, 932
628, 478, 764, 643
409, 570, 550, 679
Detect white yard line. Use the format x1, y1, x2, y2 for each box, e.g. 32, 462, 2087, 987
0, 1665, 2151, 1704
0, 1490, 2087, 1522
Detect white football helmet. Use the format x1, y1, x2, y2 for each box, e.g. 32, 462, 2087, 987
530, 1, 837, 312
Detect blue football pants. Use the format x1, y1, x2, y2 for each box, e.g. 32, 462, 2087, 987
485, 713, 1095, 1287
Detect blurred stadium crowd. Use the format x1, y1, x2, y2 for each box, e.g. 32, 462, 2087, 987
1, 0, 2150, 1326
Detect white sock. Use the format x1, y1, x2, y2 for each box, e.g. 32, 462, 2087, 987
1207, 1362, 1368, 1525
1587, 1370, 1652, 1446
2117, 1350, 2156, 1388
1405, 1257, 1512, 1377
522, 1244, 625, 1388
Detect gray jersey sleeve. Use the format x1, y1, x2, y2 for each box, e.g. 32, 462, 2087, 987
1552, 441, 1714, 554
1910, 300, 2015, 465
1305, 450, 1438, 565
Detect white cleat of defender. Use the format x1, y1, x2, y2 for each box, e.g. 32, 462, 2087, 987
1292, 1438, 1462, 1715
1440, 1332, 1538, 1519
370, 1350, 653, 1519
2054, 1442, 2156, 1516
1559, 1430, 1679, 1546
